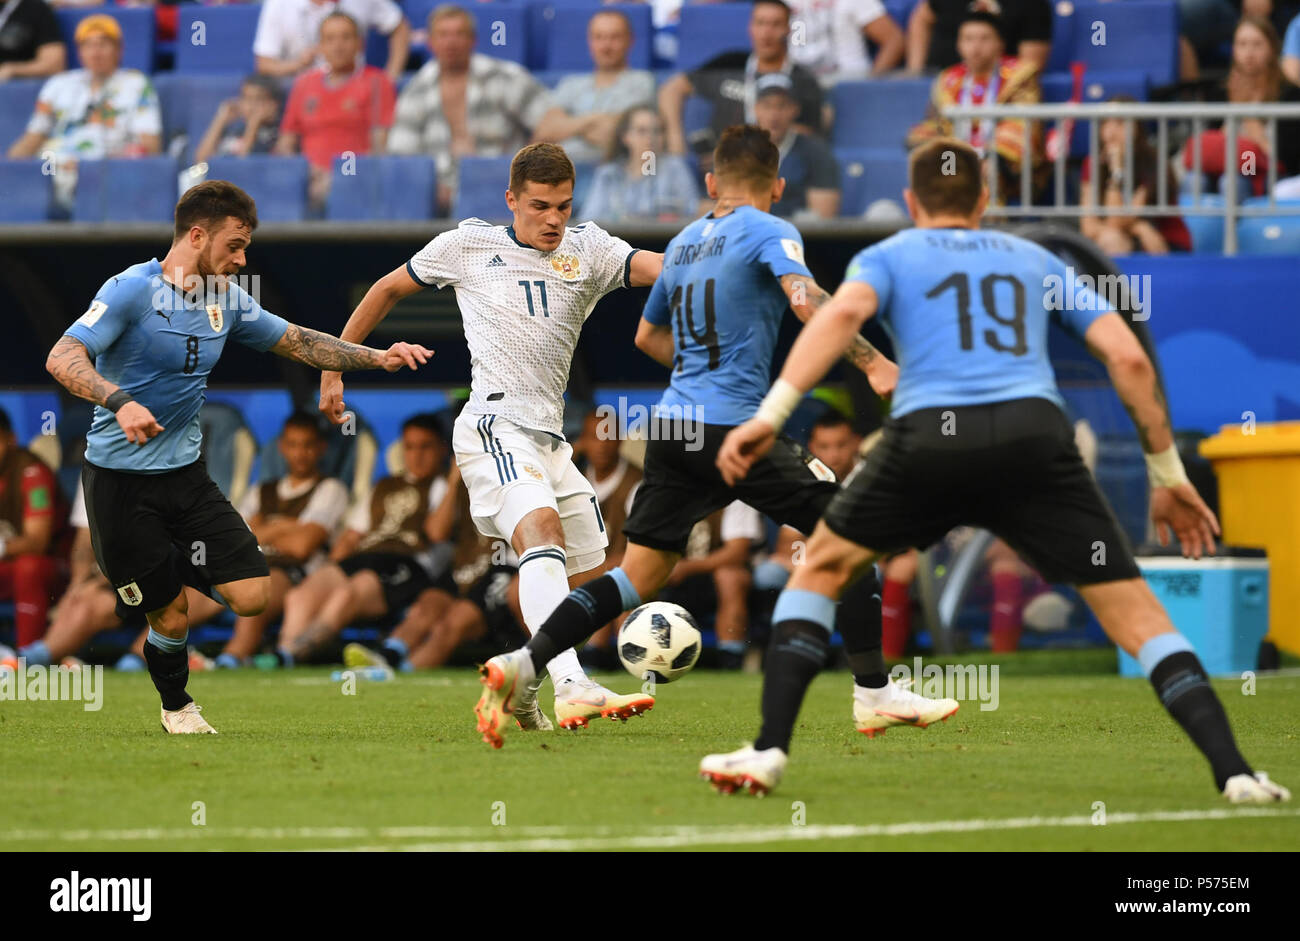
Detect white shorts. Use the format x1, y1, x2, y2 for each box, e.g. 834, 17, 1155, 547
452, 410, 608, 576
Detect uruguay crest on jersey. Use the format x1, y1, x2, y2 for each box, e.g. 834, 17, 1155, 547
206, 303, 223, 332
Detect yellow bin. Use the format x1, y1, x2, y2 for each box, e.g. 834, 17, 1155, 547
1199, 421, 1300, 655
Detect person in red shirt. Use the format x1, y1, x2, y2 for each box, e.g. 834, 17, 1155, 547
0, 408, 71, 648
275, 11, 397, 209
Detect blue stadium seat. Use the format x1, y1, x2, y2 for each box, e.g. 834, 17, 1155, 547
365, 28, 393, 69
830, 78, 931, 150
1045, 0, 1079, 73
198, 402, 256, 503
0, 79, 42, 158
835, 147, 909, 215
72, 157, 179, 223
526, 0, 600, 70
326, 155, 437, 221
1237, 199, 1300, 254
453, 155, 515, 221
175, 6, 260, 74
404, 0, 530, 65
545, 4, 653, 70
1179, 194, 1225, 253
1070, 1, 1178, 89
1040, 69, 1148, 158
56, 8, 155, 73
676, 3, 752, 72
683, 95, 713, 138
206, 156, 310, 222
178, 73, 247, 164
0, 160, 52, 222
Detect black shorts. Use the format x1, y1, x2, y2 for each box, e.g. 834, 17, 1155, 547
337, 551, 434, 614
822, 397, 1141, 586
82, 458, 268, 619
623, 422, 839, 554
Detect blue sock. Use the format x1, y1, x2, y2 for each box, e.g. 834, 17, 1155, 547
277, 648, 295, 668
215, 653, 242, 669
719, 640, 747, 655
382, 637, 408, 659
116, 652, 146, 672
20, 640, 52, 667
146, 627, 188, 653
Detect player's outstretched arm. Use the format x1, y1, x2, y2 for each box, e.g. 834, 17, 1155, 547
1084, 312, 1220, 558
779, 274, 897, 397
320, 265, 427, 424
628, 251, 664, 287
273, 323, 432, 373
46, 335, 163, 446
718, 282, 878, 485
634, 317, 675, 368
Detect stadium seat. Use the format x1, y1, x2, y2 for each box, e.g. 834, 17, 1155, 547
545, 4, 653, 70
526, 0, 600, 70
364, 28, 392, 70
836, 147, 909, 215
1070, 1, 1179, 89
0, 160, 52, 222
174, 6, 259, 74
0, 80, 41, 158
1045, 0, 1079, 73
453, 155, 515, 221
1179, 194, 1225, 253
256, 414, 377, 502
56, 7, 155, 73
170, 73, 248, 164
675, 3, 752, 72
205, 156, 310, 222
1237, 199, 1300, 254
683, 95, 713, 139
72, 157, 180, 223
1040, 69, 1149, 158
326, 155, 438, 221
404, 0, 530, 66
830, 78, 931, 150
198, 402, 257, 507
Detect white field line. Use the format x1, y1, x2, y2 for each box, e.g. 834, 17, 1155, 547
4, 808, 1297, 850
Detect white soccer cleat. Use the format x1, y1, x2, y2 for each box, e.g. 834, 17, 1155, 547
853, 677, 959, 738
1223, 772, 1291, 804
553, 676, 654, 730
475, 649, 536, 748
514, 675, 554, 731
160, 702, 217, 734
699, 745, 787, 796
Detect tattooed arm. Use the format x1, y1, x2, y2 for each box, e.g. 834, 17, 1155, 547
780, 274, 898, 396
270, 323, 432, 373
47, 335, 165, 446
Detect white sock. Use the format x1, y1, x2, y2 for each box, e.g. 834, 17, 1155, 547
517, 544, 587, 688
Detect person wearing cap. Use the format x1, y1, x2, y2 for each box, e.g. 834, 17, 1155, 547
753, 72, 839, 218
906, 0, 1052, 74
659, 0, 825, 164
7, 12, 160, 178
905, 11, 1043, 203
0, 0, 66, 82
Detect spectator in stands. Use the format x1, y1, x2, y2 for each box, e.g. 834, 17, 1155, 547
7, 13, 161, 209
0, 0, 66, 81
657, 500, 764, 671
906, 0, 1050, 74
271, 413, 450, 666
254, 0, 410, 83
194, 74, 283, 164
906, 11, 1043, 203
343, 462, 526, 673
1080, 98, 1191, 255
786, 0, 904, 78
388, 4, 580, 213
752, 72, 838, 218
1185, 16, 1300, 199
579, 104, 701, 222
0, 407, 70, 652
275, 11, 396, 210
553, 9, 656, 165
1177, 0, 1264, 80
1285, 9, 1300, 84
220, 412, 351, 668
659, 0, 826, 165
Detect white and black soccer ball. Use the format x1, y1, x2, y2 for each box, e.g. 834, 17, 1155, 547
617, 602, 702, 683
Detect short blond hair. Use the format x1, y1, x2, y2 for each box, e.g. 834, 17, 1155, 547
429, 4, 476, 36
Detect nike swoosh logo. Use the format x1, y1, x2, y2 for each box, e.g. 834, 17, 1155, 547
875, 708, 922, 723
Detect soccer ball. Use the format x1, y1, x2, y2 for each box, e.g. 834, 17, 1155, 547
617, 602, 702, 683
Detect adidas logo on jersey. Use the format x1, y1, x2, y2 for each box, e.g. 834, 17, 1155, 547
487, 255, 506, 268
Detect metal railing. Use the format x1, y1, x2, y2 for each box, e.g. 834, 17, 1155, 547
941, 101, 1300, 254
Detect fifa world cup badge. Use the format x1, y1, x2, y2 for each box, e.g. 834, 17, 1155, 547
550, 254, 580, 281
206, 304, 223, 332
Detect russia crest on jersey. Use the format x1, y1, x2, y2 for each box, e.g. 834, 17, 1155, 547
206, 303, 223, 332
550, 254, 580, 280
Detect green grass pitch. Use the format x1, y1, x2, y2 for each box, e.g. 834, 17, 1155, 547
4, 652, 1298, 851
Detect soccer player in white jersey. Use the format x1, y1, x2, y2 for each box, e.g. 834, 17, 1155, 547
320, 143, 665, 737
